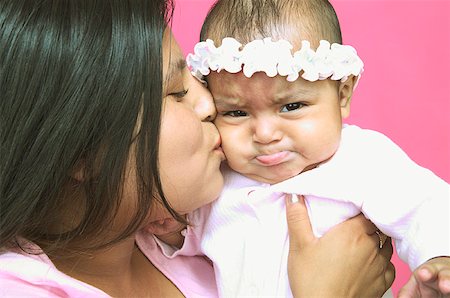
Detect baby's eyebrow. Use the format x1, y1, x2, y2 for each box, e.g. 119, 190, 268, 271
213, 96, 242, 108
273, 88, 317, 102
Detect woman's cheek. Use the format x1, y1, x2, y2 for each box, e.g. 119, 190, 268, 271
162, 105, 202, 155
158, 108, 209, 211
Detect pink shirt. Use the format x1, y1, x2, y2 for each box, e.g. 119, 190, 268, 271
0, 229, 218, 297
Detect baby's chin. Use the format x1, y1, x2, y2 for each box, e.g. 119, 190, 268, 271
237, 162, 323, 184
244, 170, 301, 185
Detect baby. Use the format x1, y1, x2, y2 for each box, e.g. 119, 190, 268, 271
153, 0, 450, 297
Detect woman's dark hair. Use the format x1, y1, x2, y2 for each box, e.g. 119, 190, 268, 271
0, 0, 178, 255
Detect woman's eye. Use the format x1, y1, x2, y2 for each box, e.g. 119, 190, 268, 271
168, 89, 188, 100
224, 110, 247, 117
280, 102, 304, 112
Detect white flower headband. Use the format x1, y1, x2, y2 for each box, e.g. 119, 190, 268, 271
186, 37, 364, 83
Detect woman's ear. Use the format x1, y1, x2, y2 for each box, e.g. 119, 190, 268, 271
338, 75, 359, 119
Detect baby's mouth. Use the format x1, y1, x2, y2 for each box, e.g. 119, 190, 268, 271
256, 151, 289, 166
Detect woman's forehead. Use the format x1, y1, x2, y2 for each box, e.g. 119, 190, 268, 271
162, 29, 185, 79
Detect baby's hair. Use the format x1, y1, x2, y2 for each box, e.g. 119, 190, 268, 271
200, 0, 342, 48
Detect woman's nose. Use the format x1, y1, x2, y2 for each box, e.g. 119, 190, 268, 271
252, 117, 282, 144
193, 82, 216, 122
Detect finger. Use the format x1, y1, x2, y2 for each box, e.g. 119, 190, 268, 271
438, 268, 450, 294
411, 265, 441, 298
285, 194, 315, 249
379, 238, 393, 261
380, 242, 395, 293
373, 240, 395, 292
397, 275, 420, 298
370, 260, 396, 297
365, 240, 394, 297
382, 233, 388, 247
416, 266, 436, 283
424, 256, 450, 294
384, 262, 396, 291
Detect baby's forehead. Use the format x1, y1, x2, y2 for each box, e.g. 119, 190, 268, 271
207, 71, 319, 104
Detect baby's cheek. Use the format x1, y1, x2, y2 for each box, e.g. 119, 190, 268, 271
221, 137, 248, 171
221, 141, 241, 163
293, 123, 341, 161
296, 121, 317, 133
216, 125, 238, 152
214, 118, 227, 134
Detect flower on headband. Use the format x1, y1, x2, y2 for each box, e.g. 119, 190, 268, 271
315, 40, 334, 80
293, 40, 319, 81
186, 37, 364, 83
216, 38, 242, 73
329, 43, 364, 82
186, 40, 213, 79
240, 38, 294, 78
276, 40, 296, 78
186, 38, 242, 80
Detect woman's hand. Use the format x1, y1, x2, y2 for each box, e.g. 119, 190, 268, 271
286, 194, 395, 298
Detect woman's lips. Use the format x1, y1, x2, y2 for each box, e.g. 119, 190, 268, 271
256, 151, 289, 166
214, 136, 222, 150
213, 136, 226, 160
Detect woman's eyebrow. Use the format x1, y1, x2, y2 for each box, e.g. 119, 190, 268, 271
164, 58, 187, 85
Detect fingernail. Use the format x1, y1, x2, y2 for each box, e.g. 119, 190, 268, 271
290, 194, 299, 204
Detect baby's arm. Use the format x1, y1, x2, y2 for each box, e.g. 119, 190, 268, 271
273, 126, 450, 268
399, 257, 450, 297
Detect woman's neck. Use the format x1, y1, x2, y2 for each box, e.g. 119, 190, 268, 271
50, 236, 136, 292
49, 236, 181, 297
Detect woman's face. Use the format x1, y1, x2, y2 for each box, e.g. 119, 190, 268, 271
153, 31, 225, 219
50, 32, 224, 244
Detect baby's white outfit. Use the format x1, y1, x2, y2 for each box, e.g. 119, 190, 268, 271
188, 125, 450, 297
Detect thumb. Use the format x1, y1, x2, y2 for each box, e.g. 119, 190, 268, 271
285, 194, 315, 249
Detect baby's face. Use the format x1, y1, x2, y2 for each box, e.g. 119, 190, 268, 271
208, 71, 350, 184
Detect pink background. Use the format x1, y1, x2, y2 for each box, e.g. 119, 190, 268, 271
172, 0, 450, 295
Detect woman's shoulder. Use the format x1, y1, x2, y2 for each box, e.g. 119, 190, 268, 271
136, 231, 219, 298
0, 251, 59, 296
0, 247, 110, 297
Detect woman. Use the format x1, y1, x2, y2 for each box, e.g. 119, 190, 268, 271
0, 0, 394, 296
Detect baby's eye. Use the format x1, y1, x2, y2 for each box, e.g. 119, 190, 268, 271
224, 110, 247, 117
280, 102, 304, 112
